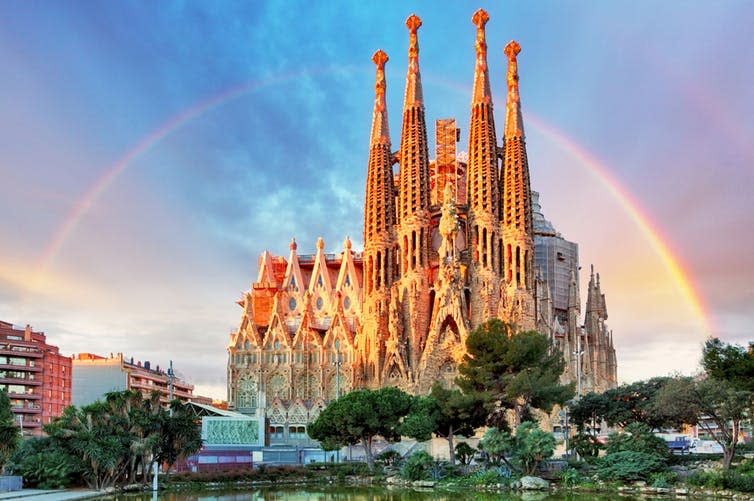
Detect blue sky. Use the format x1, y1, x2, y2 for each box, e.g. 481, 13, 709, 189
1, 1, 752, 398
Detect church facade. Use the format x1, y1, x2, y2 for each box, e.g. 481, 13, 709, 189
227, 10, 617, 443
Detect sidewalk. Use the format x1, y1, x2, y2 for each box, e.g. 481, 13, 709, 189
0, 489, 101, 501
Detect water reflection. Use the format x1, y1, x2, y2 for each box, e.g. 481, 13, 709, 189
98, 486, 685, 501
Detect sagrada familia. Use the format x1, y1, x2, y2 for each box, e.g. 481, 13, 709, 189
227, 10, 617, 438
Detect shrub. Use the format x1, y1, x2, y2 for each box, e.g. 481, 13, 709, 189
649, 471, 677, 488
376, 449, 402, 467
400, 451, 434, 481
8, 438, 82, 488
455, 468, 503, 486
510, 422, 556, 475
724, 471, 754, 493
571, 432, 603, 458
597, 450, 667, 482
686, 470, 725, 489
605, 422, 669, 458
559, 467, 580, 487
455, 442, 476, 466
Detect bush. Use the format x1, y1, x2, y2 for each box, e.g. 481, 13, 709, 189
571, 432, 603, 458
724, 471, 754, 493
559, 467, 580, 487
686, 470, 725, 489
605, 422, 669, 458
455, 468, 504, 486
455, 442, 475, 466
400, 451, 434, 481
8, 438, 82, 488
649, 471, 677, 488
376, 449, 402, 467
597, 450, 667, 482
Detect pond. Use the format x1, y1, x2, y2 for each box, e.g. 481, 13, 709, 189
94, 485, 704, 501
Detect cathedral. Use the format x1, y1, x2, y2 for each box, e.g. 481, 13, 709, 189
227, 10, 617, 443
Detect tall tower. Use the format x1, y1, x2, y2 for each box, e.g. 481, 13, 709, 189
500, 40, 535, 329
467, 9, 502, 328
396, 14, 432, 381
361, 50, 397, 385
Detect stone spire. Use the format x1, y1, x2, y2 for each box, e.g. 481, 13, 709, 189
501, 40, 534, 286
363, 50, 396, 295
398, 13, 430, 223
396, 14, 432, 385
467, 8, 500, 273
503, 40, 525, 138
370, 50, 391, 147
500, 40, 535, 329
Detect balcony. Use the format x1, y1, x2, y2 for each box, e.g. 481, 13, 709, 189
12, 405, 41, 414
7, 390, 42, 400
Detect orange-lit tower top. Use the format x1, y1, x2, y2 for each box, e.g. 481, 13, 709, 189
467, 8, 501, 274
398, 14, 430, 223
363, 49, 396, 294
501, 40, 534, 297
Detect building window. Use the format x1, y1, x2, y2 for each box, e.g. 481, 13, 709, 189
269, 426, 284, 439
289, 426, 306, 439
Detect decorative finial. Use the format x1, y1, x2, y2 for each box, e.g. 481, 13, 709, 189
505, 40, 521, 89
504, 40, 521, 60
372, 50, 388, 102
406, 14, 422, 69
344, 236, 352, 250
316, 237, 325, 250
290, 237, 297, 251
406, 13, 422, 33
372, 49, 388, 69
472, 9, 489, 57
370, 50, 391, 145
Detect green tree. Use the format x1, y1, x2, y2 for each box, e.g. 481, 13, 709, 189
41, 390, 202, 488
654, 376, 748, 469
702, 338, 754, 392
601, 377, 671, 429
156, 400, 202, 476
454, 442, 475, 467
569, 392, 609, 432
0, 389, 20, 473
399, 383, 487, 464
570, 432, 603, 458
457, 319, 573, 426
307, 386, 412, 470
702, 338, 754, 428
478, 427, 511, 466
7, 437, 82, 488
478, 422, 555, 475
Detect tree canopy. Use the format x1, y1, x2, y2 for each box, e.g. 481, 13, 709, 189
307, 386, 412, 469
702, 338, 754, 392
571, 377, 672, 430
0, 389, 20, 473
399, 383, 487, 464
16, 390, 202, 489
457, 319, 573, 427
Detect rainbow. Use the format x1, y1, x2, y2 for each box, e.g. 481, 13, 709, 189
526, 114, 714, 336
37, 68, 714, 336
37, 65, 363, 272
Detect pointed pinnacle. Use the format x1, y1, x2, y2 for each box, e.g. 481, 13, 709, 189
472, 8, 489, 29
406, 13, 422, 33
504, 40, 521, 60
372, 49, 388, 68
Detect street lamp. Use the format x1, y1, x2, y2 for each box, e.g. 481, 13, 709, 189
574, 334, 583, 399
332, 347, 342, 400
331, 343, 343, 463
